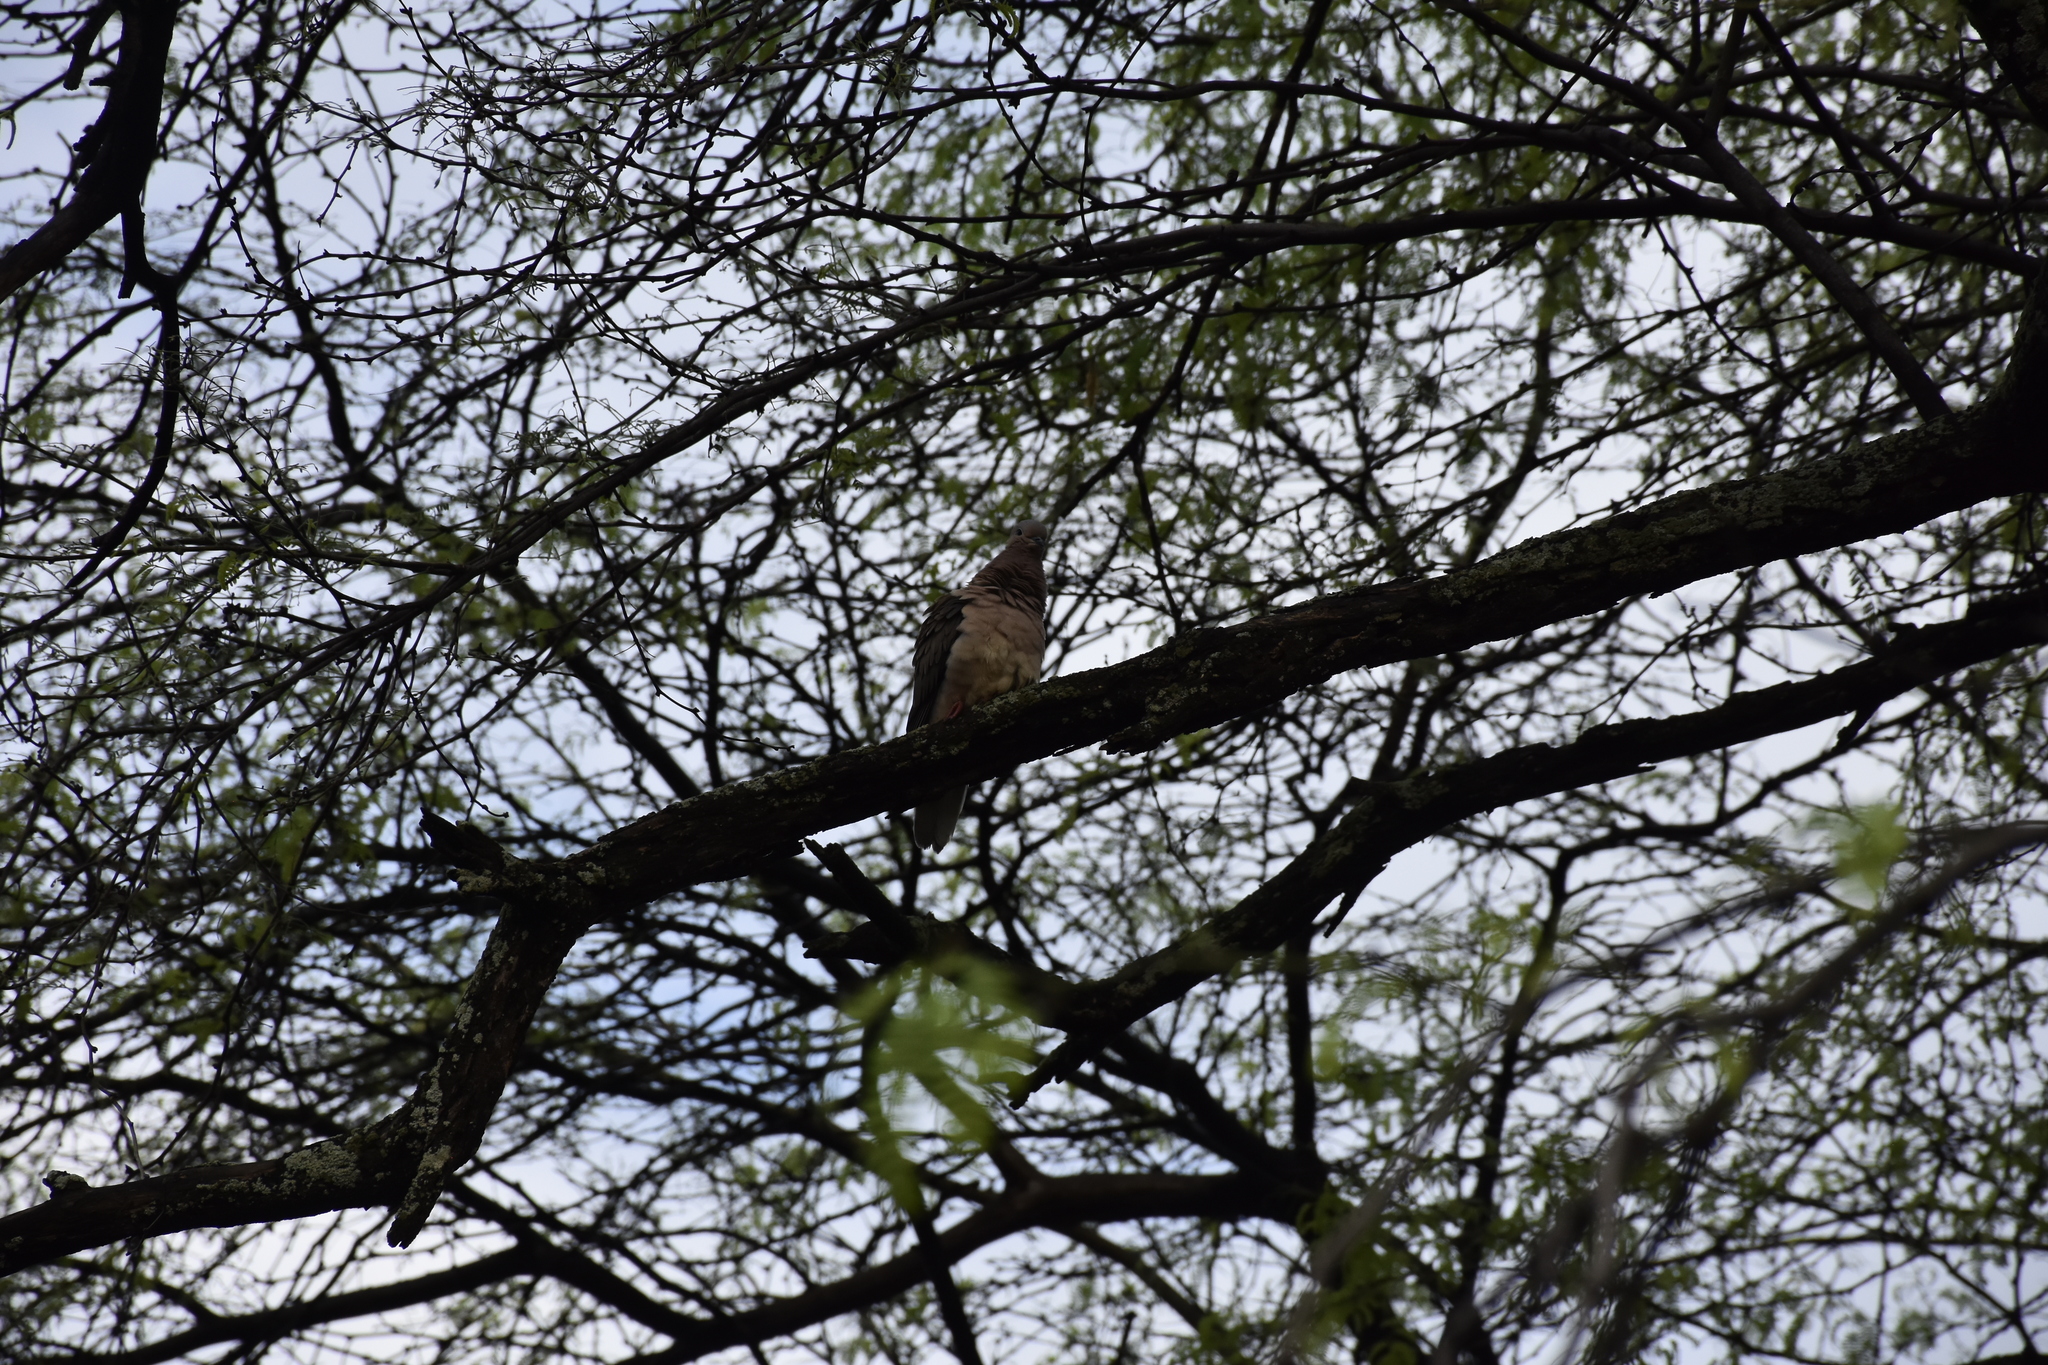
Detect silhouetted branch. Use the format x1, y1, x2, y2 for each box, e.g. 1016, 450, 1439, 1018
0, 0, 179, 302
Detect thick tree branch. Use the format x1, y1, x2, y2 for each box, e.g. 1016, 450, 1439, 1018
0, 1, 179, 303
1062, 197, 2039, 279
0, 1120, 412, 1275
1966, 0, 2048, 129
381, 901, 586, 1248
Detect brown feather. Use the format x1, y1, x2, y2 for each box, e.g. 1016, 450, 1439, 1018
906, 520, 1050, 850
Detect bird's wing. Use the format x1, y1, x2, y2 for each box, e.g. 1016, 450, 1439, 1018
907, 590, 967, 732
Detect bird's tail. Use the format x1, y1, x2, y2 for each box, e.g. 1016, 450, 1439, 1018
914, 785, 968, 851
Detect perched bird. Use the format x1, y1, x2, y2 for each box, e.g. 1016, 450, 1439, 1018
906, 519, 1050, 850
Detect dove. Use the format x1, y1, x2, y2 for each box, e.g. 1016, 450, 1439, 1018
906, 520, 1050, 850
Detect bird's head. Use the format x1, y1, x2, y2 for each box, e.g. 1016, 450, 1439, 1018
1010, 519, 1050, 556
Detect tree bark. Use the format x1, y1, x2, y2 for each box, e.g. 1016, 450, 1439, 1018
0, 1, 179, 302
1967, 0, 2048, 129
